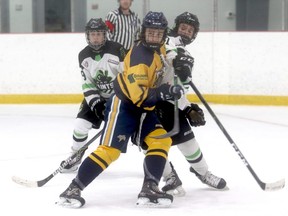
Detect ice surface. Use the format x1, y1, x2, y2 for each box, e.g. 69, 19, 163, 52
1, 104, 287, 216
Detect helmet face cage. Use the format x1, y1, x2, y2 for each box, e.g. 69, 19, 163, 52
141, 11, 168, 50
85, 18, 108, 51
173, 12, 200, 45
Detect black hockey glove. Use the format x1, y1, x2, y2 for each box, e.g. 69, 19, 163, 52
184, 103, 206, 127
157, 83, 184, 101
173, 53, 194, 82
93, 99, 106, 120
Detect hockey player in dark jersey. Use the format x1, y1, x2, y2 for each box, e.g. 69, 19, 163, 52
60, 18, 125, 173
157, 12, 227, 195
57, 11, 184, 208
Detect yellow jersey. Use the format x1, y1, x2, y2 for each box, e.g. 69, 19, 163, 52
114, 41, 166, 110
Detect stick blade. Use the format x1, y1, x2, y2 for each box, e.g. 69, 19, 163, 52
12, 176, 38, 188
263, 178, 285, 191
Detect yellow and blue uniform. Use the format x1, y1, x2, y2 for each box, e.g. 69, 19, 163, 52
58, 11, 176, 208
100, 41, 171, 153
75, 41, 173, 188
114, 41, 166, 110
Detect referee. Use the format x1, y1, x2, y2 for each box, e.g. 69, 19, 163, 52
105, 0, 141, 53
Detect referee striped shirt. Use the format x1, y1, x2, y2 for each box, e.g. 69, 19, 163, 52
105, 8, 141, 51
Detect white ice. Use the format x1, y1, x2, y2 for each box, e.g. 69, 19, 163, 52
1, 104, 287, 216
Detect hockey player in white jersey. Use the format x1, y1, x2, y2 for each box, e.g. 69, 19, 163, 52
156, 12, 227, 195
60, 18, 125, 172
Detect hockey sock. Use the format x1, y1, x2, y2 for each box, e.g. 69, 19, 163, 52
177, 138, 208, 176
75, 145, 121, 188
75, 157, 104, 189
143, 155, 167, 184
142, 128, 172, 184
72, 118, 93, 150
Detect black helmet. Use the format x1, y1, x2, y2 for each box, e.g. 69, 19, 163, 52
140, 11, 168, 50
173, 12, 200, 45
85, 18, 108, 51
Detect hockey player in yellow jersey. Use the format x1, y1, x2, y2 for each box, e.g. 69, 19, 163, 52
57, 11, 184, 208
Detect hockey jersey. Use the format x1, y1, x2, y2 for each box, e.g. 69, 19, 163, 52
79, 40, 125, 111
113, 41, 166, 111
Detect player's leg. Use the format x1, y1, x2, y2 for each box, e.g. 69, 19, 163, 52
157, 101, 227, 190
177, 138, 227, 189
136, 112, 173, 207
60, 100, 102, 173
58, 144, 121, 207
155, 101, 187, 194
60, 118, 92, 173
58, 95, 136, 207
171, 115, 227, 189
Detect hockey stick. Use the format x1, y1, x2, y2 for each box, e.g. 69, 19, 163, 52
12, 129, 103, 188
189, 81, 285, 191
153, 73, 180, 139
152, 54, 180, 139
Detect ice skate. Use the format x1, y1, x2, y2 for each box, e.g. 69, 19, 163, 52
136, 181, 173, 207
56, 182, 85, 208
162, 164, 186, 196
60, 148, 86, 173
190, 167, 227, 189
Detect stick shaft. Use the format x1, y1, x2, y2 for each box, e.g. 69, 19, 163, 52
189, 81, 285, 191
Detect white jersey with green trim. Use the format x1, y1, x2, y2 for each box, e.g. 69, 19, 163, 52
162, 35, 193, 110
79, 41, 125, 111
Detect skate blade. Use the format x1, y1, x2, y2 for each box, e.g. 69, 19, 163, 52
56, 197, 84, 208
205, 184, 230, 191
218, 186, 230, 191
166, 185, 186, 197
136, 197, 172, 208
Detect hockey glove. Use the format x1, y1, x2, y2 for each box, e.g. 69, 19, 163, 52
93, 99, 106, 120
173, 53, 194, 82
157, 83, 184, 101
184, 103, 206, 127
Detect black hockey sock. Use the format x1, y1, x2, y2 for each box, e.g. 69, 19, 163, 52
75, 156, 104, 189
143, 155, 166, 184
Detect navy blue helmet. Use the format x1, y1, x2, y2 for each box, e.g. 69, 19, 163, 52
140, 11, 168, 50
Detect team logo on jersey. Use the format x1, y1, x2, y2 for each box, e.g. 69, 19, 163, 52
127, 73, 147, 84
117, 135, 126, 142
127, 74, 135, 83
95, 70, 114, 93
